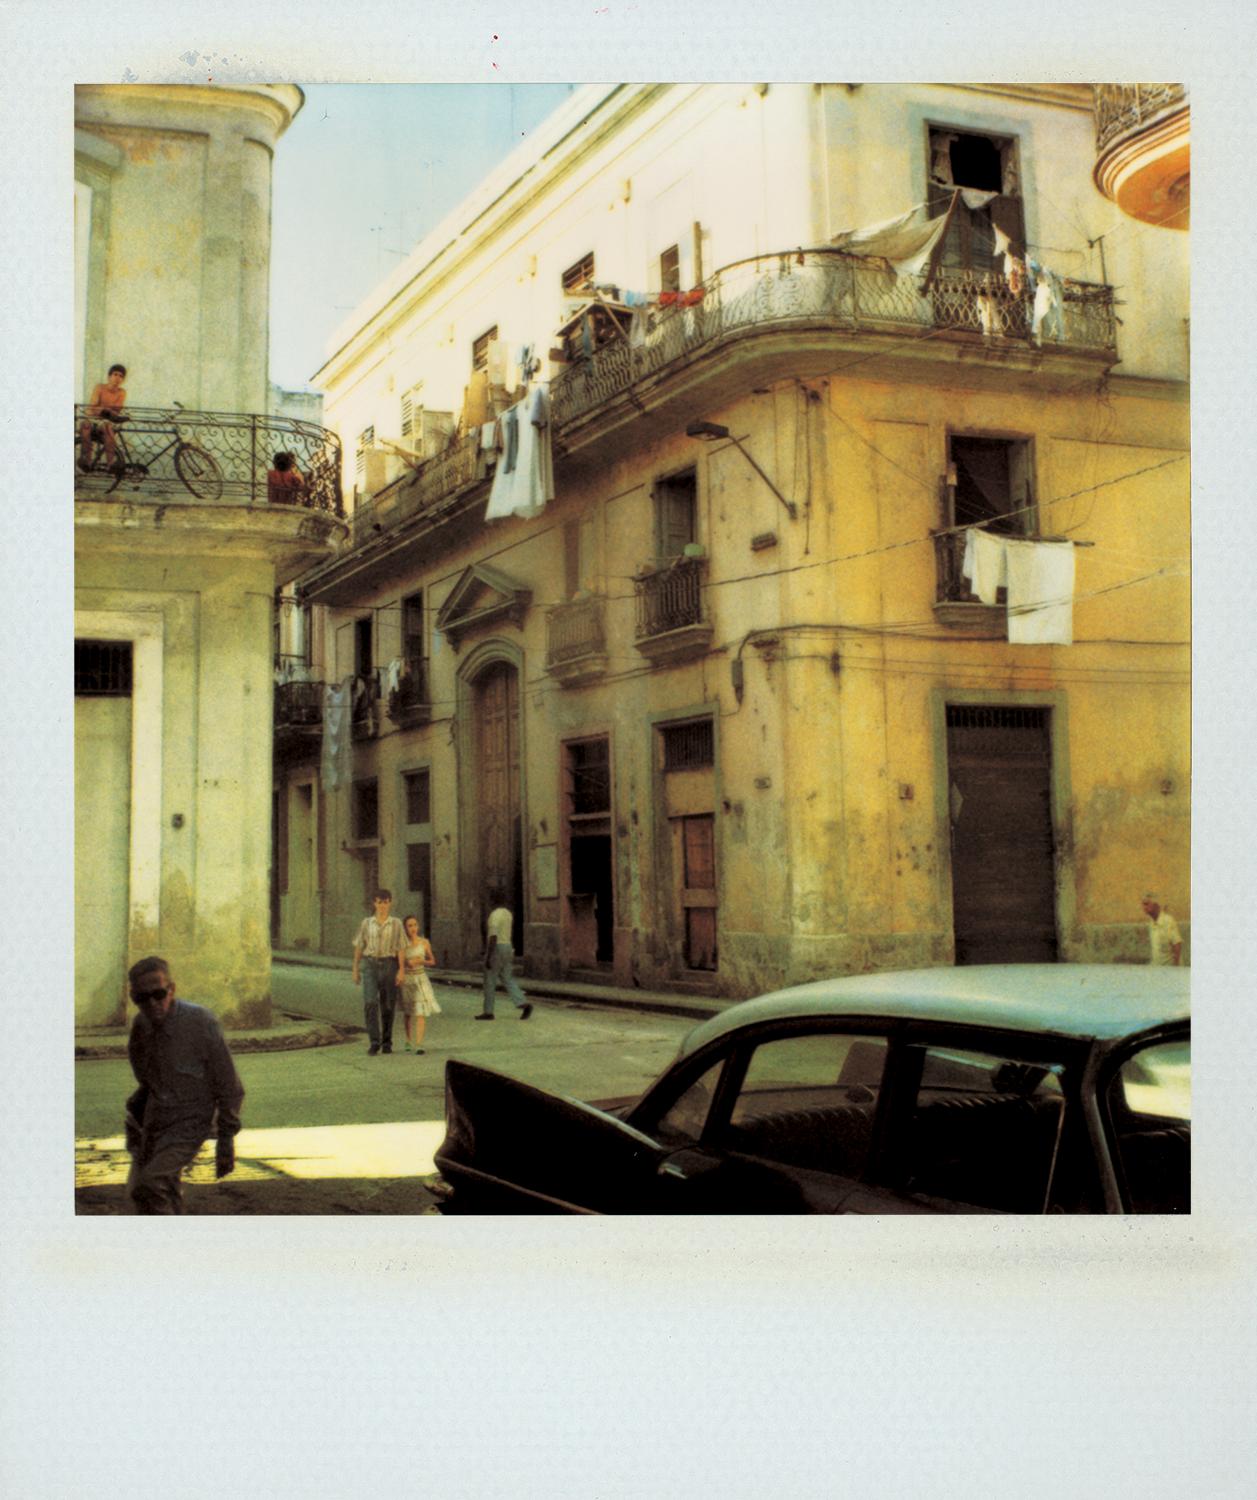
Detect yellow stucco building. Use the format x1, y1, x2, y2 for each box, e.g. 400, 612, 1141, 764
75, 84, 348, 1026
275, 83, 1189, 999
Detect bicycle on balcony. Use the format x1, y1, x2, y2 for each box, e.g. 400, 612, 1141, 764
76, 400, 225, 500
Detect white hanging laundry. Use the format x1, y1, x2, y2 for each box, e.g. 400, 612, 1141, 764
479, 419, 499, 453
1031, 266, 1066, 343
484, 382, 554, 522
1004, 538, 1076, 644
383, 657, 404, 697
961, 527, 1008, 604
958, 187, 998, 212
321, 679, 352, 792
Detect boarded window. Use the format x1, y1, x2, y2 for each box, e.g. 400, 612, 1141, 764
682, 814, 717, 970
662, 718, 714, 771
75, 639, 132, 696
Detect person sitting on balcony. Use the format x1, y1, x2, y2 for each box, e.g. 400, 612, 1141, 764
78, 363, 128, 471
267, 451, 306, 505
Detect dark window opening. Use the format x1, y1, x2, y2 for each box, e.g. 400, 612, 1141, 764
406, 841, 433, 931
472, 326, 499, 372
353, 779, 379, 841
659, 243, 681, 294
403, 593, 425, 676
948, 435, 1033, 536
927, 125, 1022, 271
404, 769, 431, 826
568, 738, 610, 815
75, 639, 133, 696
354, 616, 373, 679
662, 719, 714, 772
655, 468, 697, 561
561, 252, 595, 293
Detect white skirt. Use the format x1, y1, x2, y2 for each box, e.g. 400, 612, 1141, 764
400, 971, 441, 1017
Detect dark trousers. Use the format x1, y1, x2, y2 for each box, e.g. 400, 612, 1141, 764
361, 957, 398, 1048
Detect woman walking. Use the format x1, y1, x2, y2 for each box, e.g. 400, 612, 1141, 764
399, 914, 440, 1054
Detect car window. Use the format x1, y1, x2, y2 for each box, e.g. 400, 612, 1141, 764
654, 1061, 724, 1145
1107, 1038, 1190, 1214
898, 1046, 1065, 1213
719, 1034, 887, 1180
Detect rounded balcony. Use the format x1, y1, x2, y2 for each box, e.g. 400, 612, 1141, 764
1093, 84, 1189, 229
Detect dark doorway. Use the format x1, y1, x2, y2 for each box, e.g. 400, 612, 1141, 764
570, 834, 614, 964
946, 705, 1057, 964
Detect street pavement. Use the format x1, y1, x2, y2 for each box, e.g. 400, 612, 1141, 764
75, 972, 697, 1214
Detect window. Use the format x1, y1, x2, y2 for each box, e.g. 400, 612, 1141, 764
927, 124, 1023, 271
352, 779, 379, 841
471, 327, 499, 372
661, 719, 713, 771
659, 243, 681, 295
400, 383, 423, 440
561, 252, 595, 293
654, 1060, 724, 1145
354, 616, 373, 680
895, 1045, 1066, 1212
404, 768, 431, 826
654, 467, 697, 561
75, 640, 133, 696
402, 593, 425, 676
406, 841, 433, 929
946, 435, 1033, 536
567, 738, 610, 815
355, 425, 375, 484
1106, 1036, 1190, 1213
722, 1033, 887, 1178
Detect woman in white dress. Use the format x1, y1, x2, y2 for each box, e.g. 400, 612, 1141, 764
399, 914, 440, 1054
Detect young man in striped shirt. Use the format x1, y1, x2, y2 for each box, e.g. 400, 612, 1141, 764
351, 888, 406, 1054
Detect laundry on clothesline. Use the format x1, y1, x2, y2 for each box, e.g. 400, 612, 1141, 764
961, 528, 1076, 644
484, 382, 555, 522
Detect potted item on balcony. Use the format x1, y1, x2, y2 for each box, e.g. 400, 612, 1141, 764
682, 542, 706, 560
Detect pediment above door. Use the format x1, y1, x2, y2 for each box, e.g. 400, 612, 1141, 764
435, 562, 532, 649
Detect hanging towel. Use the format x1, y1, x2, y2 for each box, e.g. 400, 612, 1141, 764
1004, 538, 1075, 644
484, 383, 554, 522
321, 680, 352, 793
384, 657, 404, 697
962, 527, 1008, 605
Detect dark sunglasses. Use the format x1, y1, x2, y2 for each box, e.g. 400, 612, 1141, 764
132, 985, 170, 1003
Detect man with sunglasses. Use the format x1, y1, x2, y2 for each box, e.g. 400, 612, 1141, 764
124, 956, 245, 1214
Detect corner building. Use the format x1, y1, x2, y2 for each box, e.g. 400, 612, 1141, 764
278, 83, 1189, 999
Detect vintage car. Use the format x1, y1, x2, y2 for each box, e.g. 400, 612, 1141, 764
434, 965, 1189, 1215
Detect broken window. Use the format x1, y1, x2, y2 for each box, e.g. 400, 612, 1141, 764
947, 435, 1034, 536
927, 124, 1024, 271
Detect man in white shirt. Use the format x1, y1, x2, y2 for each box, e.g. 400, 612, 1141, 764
1140, 892, 1183, 966
351, 888, 406, 1053
476, 885, 532, 1020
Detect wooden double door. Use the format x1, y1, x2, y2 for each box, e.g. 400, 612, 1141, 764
474, 662, 523, 946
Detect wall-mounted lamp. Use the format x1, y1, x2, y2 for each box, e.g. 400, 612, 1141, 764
686, 421, 798, 520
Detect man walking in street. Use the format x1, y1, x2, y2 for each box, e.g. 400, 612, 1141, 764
124, 956, 245, 1215
352, 888, 406, 1053
476, 885, 533, 1020
1141, 892, 1184, 966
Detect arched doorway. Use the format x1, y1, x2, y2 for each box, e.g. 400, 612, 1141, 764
472, 659, 524, 951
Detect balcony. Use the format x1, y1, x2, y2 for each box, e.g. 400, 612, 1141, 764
545, 595, 609, 686
75, 406, 344, 514
634, 557, 713, 665
1093, 84, 1189, 228
550, 250, 1117, 434
931, 530, 1006, 630
350, 434, 488, 549
385, 661, 433, 729
274, 676, 324, 757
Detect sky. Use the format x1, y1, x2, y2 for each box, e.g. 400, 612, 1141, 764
268, 83, 576, 390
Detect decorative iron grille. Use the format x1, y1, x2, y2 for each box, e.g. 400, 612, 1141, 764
274, 679, 324, 730
1094, 84, 1187, 154
546, 596, 606, 666
946, 705, 1048, 731
635, 557, 704, 639
551, 250, 1117, 428
75, 406, 344, 514
75, 639, 133, 696
661, 718, 714, 771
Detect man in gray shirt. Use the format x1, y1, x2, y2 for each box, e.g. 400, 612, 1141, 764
125, 955, 245, 1214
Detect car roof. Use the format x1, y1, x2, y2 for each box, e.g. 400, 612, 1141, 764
678, 965, 1190, 1058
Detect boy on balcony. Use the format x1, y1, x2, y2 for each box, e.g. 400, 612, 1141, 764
79, 363, 128, 471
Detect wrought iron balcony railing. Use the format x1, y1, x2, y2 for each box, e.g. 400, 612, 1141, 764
1094, 84, 1187, 155
551, 251, 1117, 429
385, 661, 432, 728
274, 678, 324, 732
546, 595, 607, 667
635, 557, 705, 639
75, 405, 344, 515
350, 434, 488, 548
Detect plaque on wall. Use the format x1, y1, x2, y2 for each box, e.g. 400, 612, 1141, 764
534, 844, 558, 900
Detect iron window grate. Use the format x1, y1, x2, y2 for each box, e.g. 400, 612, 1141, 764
75, 640, 133, 696
947, 706, 1047, 731
662, 718, 714, 771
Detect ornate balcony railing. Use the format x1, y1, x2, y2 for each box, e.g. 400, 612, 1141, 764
636, 557, 704, 638
75, 406, 344, 514
1094, 84, 1187, 154
274, 678, 324, 731
546, 596, 606, 666
551, 251, 1116, 429
350, 434, 487, 548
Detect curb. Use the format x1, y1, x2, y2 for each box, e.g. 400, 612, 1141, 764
75, 1018, 355, 1061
